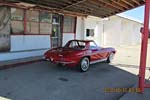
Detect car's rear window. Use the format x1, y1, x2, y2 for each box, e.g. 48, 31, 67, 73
66, 41, 86, 50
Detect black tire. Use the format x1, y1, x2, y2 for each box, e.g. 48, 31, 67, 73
57, 63, 63, 67
107, 52, 115, 63
78, 57, 90, 72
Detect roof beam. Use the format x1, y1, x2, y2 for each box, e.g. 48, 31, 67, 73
0, 0, 7, 2
131, 0, 141, 5
61, 0, 87, 10
121, 0, 135, 8
64, 7, 107, 17
72, 5, 112, 16
90, 0, 121, 13
61, 4, 109, 17
34, 6, 88, 17
97, 0, 124, 11
111, 0, 129, 9
35, 1, 62, 9
87, 0, 117, 12
43, 0, 67, 7
5, 0, 145, 18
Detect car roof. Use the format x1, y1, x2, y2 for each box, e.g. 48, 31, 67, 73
70, 39, 94, 42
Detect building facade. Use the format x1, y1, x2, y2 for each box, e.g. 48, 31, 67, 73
0, 6, 76, 61
0, 6, 143, 61
84, 16, 143, 47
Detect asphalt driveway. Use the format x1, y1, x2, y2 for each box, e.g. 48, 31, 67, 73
0, 61, 138, 100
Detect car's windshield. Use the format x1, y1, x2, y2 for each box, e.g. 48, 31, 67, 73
89, 41, 98, 50
64, 41, 86, 50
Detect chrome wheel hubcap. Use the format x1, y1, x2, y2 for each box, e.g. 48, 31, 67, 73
81, 58, 89, 71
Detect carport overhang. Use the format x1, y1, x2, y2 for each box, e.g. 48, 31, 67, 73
1, 0, 145, 18
1, 0, 149, 93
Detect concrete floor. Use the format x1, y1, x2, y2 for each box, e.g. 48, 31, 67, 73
1, 44, 150, 100
113, 44, 150, 79
0, 61, 138, 100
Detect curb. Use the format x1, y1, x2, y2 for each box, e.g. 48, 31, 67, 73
0, 59, 44, 70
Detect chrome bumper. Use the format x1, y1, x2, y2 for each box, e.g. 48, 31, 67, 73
43, 56, 75, 64
43, 56, 50, 61
55, 61, 75, 64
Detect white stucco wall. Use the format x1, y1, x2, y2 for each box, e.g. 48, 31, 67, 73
83, 15, 142, 47
84, 16, 103, 46
0, 35, 51, 61
11, 35, 50, 51
75, 17, 84, 40
0, 50, 47, 61
104, 16, 142, 46
120, 18, 142, 45
62, 33, 74, 46
104, 16, 122, 46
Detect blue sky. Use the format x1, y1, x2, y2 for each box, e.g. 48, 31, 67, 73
119, 6, 144, 23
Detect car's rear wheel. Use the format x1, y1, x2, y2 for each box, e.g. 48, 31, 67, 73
107, 52, 115, 63
57, 63, 63, 67
79, 57, 90, 72
57, 63, 66, 67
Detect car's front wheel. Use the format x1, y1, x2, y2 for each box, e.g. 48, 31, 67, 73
107, 52, 115, 63
79, 57, 90, 72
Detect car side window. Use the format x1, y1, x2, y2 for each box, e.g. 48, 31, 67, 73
78, 42, 86, 49
89, 42, 97, 50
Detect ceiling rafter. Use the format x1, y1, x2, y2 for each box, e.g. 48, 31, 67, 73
97, 0, 124, 11
24, 2, 88, 17
61, 0, 87, 10
42, 0, 67, 7
111, 0, 129, 9
87, 0, 117, 12
72, 5, 111, 16
121, 0, 135, 8
64, 5, 110, 17
0, 2, 27, 9
82, 3, 112, 14
89, 0, 121, 14
68, 5, 92, 13
7, 0, 86, 16
61, 4, 109, 17
131, 0, 141, 5
4, 0, 145, 18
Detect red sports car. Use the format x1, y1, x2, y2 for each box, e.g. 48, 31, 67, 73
44, 40, 116, 72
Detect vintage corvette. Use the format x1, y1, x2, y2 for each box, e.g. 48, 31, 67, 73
44, 40, 116, 72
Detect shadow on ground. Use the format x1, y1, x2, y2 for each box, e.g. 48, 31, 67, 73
0, 61, 146, 100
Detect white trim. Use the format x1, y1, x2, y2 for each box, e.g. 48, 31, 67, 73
116, 14, 143, 24
0, 49, 47, 61
90, 58, 107, 64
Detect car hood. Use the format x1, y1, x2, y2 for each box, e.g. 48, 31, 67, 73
103, 47, 116, 52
